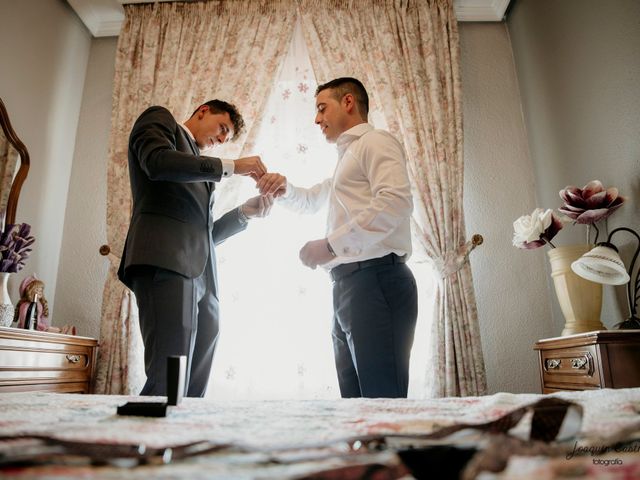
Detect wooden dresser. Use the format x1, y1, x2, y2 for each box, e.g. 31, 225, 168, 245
534, 330, 640, 393
0, 326, 98, 393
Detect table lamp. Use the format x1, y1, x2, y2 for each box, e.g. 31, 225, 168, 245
571, 227, 640, 329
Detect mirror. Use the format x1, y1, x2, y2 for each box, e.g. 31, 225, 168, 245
0, 98, 30, 230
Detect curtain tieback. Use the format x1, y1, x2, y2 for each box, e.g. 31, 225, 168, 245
433, 234, 483, 278
99, 244, 122, 268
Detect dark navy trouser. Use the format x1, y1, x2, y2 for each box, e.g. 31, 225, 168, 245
331, 262, 418, 398
130, 254, 219, 398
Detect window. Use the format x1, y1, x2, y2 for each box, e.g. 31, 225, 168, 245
209, 22, 434, 399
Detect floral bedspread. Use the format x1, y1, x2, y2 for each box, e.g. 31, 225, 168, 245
0, 388, 639, 479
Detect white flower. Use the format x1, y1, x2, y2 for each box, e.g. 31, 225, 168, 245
513, 208, 556, 249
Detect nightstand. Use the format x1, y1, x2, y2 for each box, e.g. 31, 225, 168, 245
0, 326, 98, 393
534, 330, 640, 393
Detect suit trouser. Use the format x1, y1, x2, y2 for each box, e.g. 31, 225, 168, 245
130, 255, 219, 398
331, 262, 418, 398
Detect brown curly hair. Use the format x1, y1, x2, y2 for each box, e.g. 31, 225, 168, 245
190, 99, 246, 140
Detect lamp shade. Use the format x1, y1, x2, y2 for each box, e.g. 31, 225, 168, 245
571, 243, 630, 285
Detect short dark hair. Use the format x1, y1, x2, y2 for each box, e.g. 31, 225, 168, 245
315, 77, 369, 118
191, 99, 246, 141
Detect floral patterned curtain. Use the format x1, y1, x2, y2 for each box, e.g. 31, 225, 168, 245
95, 0, 296, 394
299, 0, 487, 397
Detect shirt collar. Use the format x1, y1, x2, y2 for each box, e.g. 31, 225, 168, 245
180, 122, 204, 154
336, 123, 373, 156
180, 122, 196, 142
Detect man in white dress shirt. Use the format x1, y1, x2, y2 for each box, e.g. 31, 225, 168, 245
258, 77, 418, 398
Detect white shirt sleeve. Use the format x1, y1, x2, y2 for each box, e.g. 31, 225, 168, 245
327, 133, 413, 257
277, 178, 332, 214
221, 159, 235, 178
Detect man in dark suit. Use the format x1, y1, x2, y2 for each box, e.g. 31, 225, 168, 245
118, 100, 273, 397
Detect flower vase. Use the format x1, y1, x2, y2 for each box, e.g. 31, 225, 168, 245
0, 272, 14, 327
548, 245, 605, 335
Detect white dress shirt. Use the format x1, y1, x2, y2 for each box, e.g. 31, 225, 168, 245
180, 123, 234, 178
279, 123, 413, 270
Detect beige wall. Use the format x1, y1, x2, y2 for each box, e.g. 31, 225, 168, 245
508, 0, 640, 329
0, 0, 91, 318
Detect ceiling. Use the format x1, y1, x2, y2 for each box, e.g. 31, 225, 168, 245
67, 0, 511, 37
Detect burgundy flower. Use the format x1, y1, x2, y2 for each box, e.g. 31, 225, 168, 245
558, 180, 625, 224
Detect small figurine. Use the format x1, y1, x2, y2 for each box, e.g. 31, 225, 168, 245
13, 275, 77, 334
14, 275, 50, 331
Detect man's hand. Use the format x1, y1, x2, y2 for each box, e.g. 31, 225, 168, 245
234, 156, 267, 181
241, 195, 274, 219
299, 238, 335, 270
256, 173, 287, 197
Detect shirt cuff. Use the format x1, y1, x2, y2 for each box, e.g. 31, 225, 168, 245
237, 206, 249, 225
277, 182, 294, 200
327, 223, 363, 257
221, 159, 235, 178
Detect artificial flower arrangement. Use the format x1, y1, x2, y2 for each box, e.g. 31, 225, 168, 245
0, 223, 35, 273
513, 180, 625, 250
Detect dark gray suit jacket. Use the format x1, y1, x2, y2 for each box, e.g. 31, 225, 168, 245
117, 106, 247, 288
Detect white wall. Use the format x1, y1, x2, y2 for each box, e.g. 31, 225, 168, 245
460, 23, 552, 394
54, 38, 116, 337
0, 0, 91, 317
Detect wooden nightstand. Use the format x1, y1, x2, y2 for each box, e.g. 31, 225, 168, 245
0, 326, 98, 393
534, 330, 640, 393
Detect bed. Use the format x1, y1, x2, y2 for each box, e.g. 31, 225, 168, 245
1, 388, 639, 479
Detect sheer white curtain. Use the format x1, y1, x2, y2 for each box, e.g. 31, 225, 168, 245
208, 21, 435, 400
